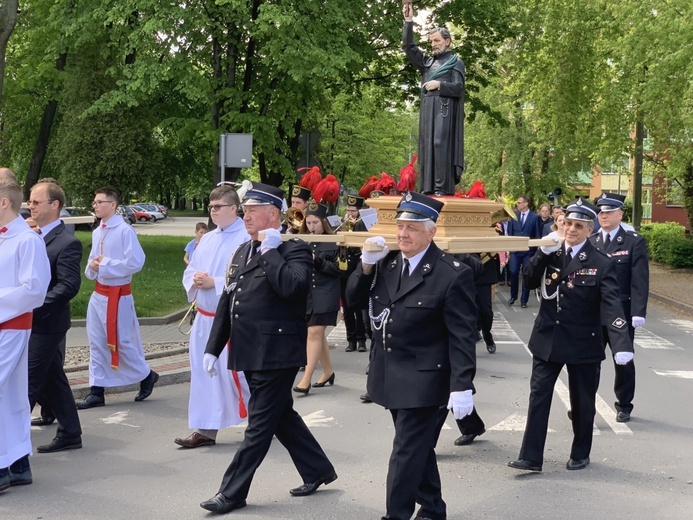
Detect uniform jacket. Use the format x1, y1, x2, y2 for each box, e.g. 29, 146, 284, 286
346, 243, 477, 409
31, 221, 82, 335
206, 237, 312, 371
524, 240, 632, 364
589, 225, 649, 318
307, 241, 342, 315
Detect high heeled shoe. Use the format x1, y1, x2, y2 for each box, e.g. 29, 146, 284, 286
312, 373, 335, 388
293, 385, 310, 395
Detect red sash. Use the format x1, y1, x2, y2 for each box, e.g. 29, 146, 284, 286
196, 306, 215, 318
0, 312, 33, 330
94, 281, 132, 370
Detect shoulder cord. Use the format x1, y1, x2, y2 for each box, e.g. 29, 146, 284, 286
368, 263, 391, 349
540, 266, 560, 311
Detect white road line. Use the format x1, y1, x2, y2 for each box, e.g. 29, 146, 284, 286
653, 370, 693, 379
663, 318, 693, 334
634, 328, 681, 350
554, 380, 601, 435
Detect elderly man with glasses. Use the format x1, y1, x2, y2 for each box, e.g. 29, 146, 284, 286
77, 187, 158, 409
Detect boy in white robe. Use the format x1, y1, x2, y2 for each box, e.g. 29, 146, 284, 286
175, 185, 251, 448
0, 179, 50, 491
77, 187, 158, 409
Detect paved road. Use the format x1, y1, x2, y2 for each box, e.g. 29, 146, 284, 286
134, 215, 203, 237
6, 288, 693, 519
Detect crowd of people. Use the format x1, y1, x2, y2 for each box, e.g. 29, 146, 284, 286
0, 165, 649, 519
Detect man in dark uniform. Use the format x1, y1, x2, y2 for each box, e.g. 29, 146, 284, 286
403, 4, 465, 195
340, 194, 369, 353
508, 198, 632, 472
27, 179, 83, 452
347, 191, 477, 520
200, 183, 337, 514
591, 192, 649, 422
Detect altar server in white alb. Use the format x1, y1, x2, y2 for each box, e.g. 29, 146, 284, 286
174, 185, 251, 449
0, 179, 50, 492
77, 187, 158, 409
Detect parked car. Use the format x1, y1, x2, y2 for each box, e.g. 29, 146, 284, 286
65, 206, 98, 231
156, 204, 169, 217
140, 204, 166, 220
129, 205, 153, 222
117, 205, 136, 225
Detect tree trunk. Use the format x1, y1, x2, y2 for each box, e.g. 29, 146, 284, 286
0, 0, 19, 110
632, 114, 644, 230
23, 52, 68, 199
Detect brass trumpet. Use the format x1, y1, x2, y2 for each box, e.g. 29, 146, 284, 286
284, 206, 305, 231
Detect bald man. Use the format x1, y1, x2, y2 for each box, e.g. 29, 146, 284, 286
0, 168, 18, 182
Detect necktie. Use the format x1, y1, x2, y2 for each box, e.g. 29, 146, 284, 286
398, 258, 411, 291
604, 233, 611, 247
247, 240, 261, 264
521, 213, 526, 226
566, 247, 573, 261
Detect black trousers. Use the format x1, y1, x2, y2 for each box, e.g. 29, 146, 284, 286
602, 314, 636, 414
475, 283, 494, 346
28, 333, 82, 438
218, 368, 334, 501
383, 406, 446, 520
519, 356, 600, 463
340, 278, 366, 342
455, 407, 486, 436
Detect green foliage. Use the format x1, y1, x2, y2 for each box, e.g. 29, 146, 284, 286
639, 222, 687, 263
71, 232, 189, 318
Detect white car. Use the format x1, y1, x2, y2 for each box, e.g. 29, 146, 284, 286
132, 205, 165, 222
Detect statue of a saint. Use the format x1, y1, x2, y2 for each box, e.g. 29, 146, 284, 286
403, 4, 465, 196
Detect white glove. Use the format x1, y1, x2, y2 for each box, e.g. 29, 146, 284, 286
260, 228, 282, 252
361, 236, 389, 265
203, 353, 219, 377
447, 390, 474, 420
614, 352, 634, 365
540, 232, 561, 254
632, 316, 645, 328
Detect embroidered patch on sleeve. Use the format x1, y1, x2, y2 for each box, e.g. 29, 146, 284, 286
612, 318, 627, 329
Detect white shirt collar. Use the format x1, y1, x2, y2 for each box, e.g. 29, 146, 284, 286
38, 218, 61, 237
402, 243, 431, 274
566, 240, 587, 257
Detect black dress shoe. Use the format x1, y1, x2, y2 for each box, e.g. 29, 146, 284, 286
199, 493, 247, 513
37, 436, 82, 453
312, 373, 335, 388
345, 341, 356, 352
360, 393, 373, 403
135, 371, 159, 402
31, 415, 56, 426
521, 302, 528, 308
486, 342, 497, 354
357, 340, 368, 352
616, 411, 631, 423
293, 385, 310, 395
566, 457, 590, 470
76, 393, 105, 410
454, 428, 485, 446
508, 298, 516, 305
289, 472, 338, 497
508, 459, 542, 472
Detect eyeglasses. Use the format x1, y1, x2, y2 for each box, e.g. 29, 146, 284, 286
92, 200, 115, 207
208, 204, 234, 212
27, 199, 53, 206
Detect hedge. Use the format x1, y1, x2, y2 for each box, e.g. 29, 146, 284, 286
639, 222, 693, 268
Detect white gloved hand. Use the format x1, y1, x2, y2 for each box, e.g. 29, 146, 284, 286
540, 232, 562, 254
447, 389, 474, 420
361, 236, 389, 265
260, 228, 282, 252
632, 316, 645, 328
203, 353, 219, 377
614, 352, 634, 365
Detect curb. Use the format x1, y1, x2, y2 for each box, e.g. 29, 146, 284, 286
64, 347, 188, 374
649, 291, 693, 316
71, 368, 191, 401
71, 307, 188, 328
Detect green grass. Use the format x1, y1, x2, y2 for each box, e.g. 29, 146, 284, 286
168, 208, 209, 218
71, 232, 189, 319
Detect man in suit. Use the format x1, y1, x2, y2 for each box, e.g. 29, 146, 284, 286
347, 191, 477, 520
200, 182, 337, 514
590, 192, 649, 422
507, 196, 542, 307
508, 198, 632, 473
27, 179, 83, 452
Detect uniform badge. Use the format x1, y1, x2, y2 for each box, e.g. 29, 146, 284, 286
578, 251, 587, 261
423, 263, 431, 271
453, 261, 460, 267
545, 278, 552, 285
348, 195, 356, 206
292, 185, 301, 196
307, 201, 319, 212
577, 198, 583, 206
612, 317, 627, 329
616, 236, 623, 243
567, 281, 574, 289
556, 249, 562, 257
551, 273, 558, 280
405, 192, 413, 202
600, 193, 607, 200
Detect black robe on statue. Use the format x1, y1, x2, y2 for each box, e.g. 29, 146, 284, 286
403, 21, 465, 195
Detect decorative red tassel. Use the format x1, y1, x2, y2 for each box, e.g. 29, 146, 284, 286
359, 176, 379, 198
466, 180, 486, 199
231, 370, 247, 419
297, 166, 322, 192
375, 172, 396, 194
397, 155, 418, 192
313, 174, 340, 204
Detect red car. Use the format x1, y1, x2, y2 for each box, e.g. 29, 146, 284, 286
128, 205, 152, 222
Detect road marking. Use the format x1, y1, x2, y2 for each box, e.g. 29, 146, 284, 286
302, 410, 338, 427
492, 312, 525, 343
663, 318, 693, 334
653, 370, 693, 379
327, 322, 348, 342
634, 328, 681, 350
100, 411, 139, 428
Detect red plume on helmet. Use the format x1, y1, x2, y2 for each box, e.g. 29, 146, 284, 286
297, 166, 322, 192
313, 174, 340, 204
396, 154, 418, 192
375, 172, 396, 194
359, 176, 379, 198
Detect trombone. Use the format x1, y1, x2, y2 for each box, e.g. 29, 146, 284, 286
178, 301, 198, 335
283, 206, 305, 232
